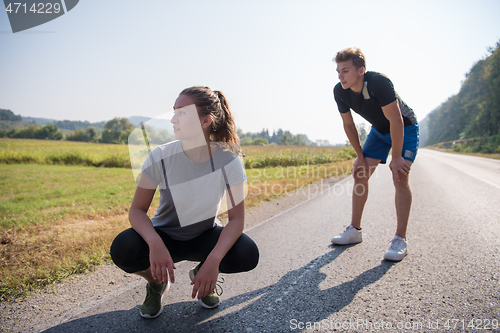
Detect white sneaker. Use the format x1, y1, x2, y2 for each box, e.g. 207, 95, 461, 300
384, 236, 407, 261
331, 225, 362, 245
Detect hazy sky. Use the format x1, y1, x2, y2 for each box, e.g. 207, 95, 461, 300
1, 0, 499, 144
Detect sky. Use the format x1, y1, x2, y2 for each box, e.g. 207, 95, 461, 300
1, 0, 499, 145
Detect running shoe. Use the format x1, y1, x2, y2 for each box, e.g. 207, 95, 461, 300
383, 236, 408, 261
331, 225, 362, 245
140, 281, 170, 319
189, 263, 224, 309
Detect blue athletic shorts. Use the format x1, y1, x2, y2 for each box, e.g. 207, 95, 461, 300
362, 123, 419, 164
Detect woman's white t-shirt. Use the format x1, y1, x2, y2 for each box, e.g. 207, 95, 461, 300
141, 141, 246, 241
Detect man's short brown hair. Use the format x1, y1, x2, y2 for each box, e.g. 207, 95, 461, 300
334, 47, 366, 69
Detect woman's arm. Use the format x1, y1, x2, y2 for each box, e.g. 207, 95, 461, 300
191, 182, 245, 299
129, 174, 176, 283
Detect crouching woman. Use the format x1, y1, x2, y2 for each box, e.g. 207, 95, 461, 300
110, 86, 259, 318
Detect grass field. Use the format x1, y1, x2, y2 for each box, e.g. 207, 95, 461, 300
0, 139, 131, 167
0, 138, 355, 300
243, 145, 356, 168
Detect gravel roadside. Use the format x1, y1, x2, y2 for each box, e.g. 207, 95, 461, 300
0, 177, 341, 333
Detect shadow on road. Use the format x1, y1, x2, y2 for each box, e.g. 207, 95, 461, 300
43, 246, 395, 332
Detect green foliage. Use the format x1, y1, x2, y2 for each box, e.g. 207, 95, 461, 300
252, 137, 268, 145
239, 128, 317, 146
356, 123, 367, 143
66, 127, 98, 142
54, 120, 105, 131
0, 139, 131, 168
127, 122, 174, 145
424, 41, 500, 147
0, 164, 136, 229
0, 124, 63, 140
34, 124, 63, 140
243, 146, 356, 169
444, 135, 500, 154
101, 117, 135, 144
0, 109, 22, 121
101, 118, 134, 143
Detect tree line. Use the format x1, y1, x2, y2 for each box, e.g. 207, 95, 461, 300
0, 111, 141, 144
238, 128, 334, 146
2, 110, 333, 146
421, 40, 500, 153
238, 128, 315, 146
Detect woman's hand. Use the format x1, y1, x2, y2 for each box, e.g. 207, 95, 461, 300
149, 240, 176, 284
190, 258, 220, 299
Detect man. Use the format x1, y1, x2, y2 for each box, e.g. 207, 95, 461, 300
331, 47, 418, 261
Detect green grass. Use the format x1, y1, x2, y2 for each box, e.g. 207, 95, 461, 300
1, 138, 357, 169
243, 145, 356, 168
0, 139, 356, 300
427, 136, 500, 160
0, 164, 144, 229
0, 138, 131, 167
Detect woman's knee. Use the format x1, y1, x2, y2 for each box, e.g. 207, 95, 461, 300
231, 234, 259, 272
110, 228, 145, 270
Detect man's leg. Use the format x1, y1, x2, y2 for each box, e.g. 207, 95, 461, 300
392, 160, 413, 239
351, 157, 381, 228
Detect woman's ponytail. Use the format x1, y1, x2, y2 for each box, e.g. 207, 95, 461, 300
179, 86, 242, 155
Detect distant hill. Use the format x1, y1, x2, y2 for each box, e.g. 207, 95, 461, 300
1, 109, 22, 122
22, 116, 59, 126
420, 41, 500, 147
128, 115, 173, 132
0, 113, 172, 133
53, 120, 106, 131
0, 109, 25, 130
0, 120, 27, 131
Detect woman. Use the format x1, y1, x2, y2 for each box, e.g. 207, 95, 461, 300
110, 86, 259, 319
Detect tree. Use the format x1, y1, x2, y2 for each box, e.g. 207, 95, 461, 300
423, 40, 500, 146
0, 109, 22, 121
101, 117, 135, 144
280, 132, 293, 145
34, 124, 63, 140
1, 124, 63, 140
356, 123, 367, 143
252, 137, 268, 145
292, 134, 307, 146
66, 127, 98, 142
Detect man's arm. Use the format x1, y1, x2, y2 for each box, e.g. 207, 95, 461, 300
340, 111, 370, 174
340, 111, 363, 157
381, 100, 409, 181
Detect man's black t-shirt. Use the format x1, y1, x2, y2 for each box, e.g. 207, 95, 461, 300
333, 71, 417, 133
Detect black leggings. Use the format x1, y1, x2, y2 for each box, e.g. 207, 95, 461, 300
110, 227, 259, 274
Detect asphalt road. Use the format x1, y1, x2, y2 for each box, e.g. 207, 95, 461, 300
32, 149, 500, 332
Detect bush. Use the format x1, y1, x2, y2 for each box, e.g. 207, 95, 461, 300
0, 124, 63, 140
67, 127, 98, 142
252, 137, 268, 145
